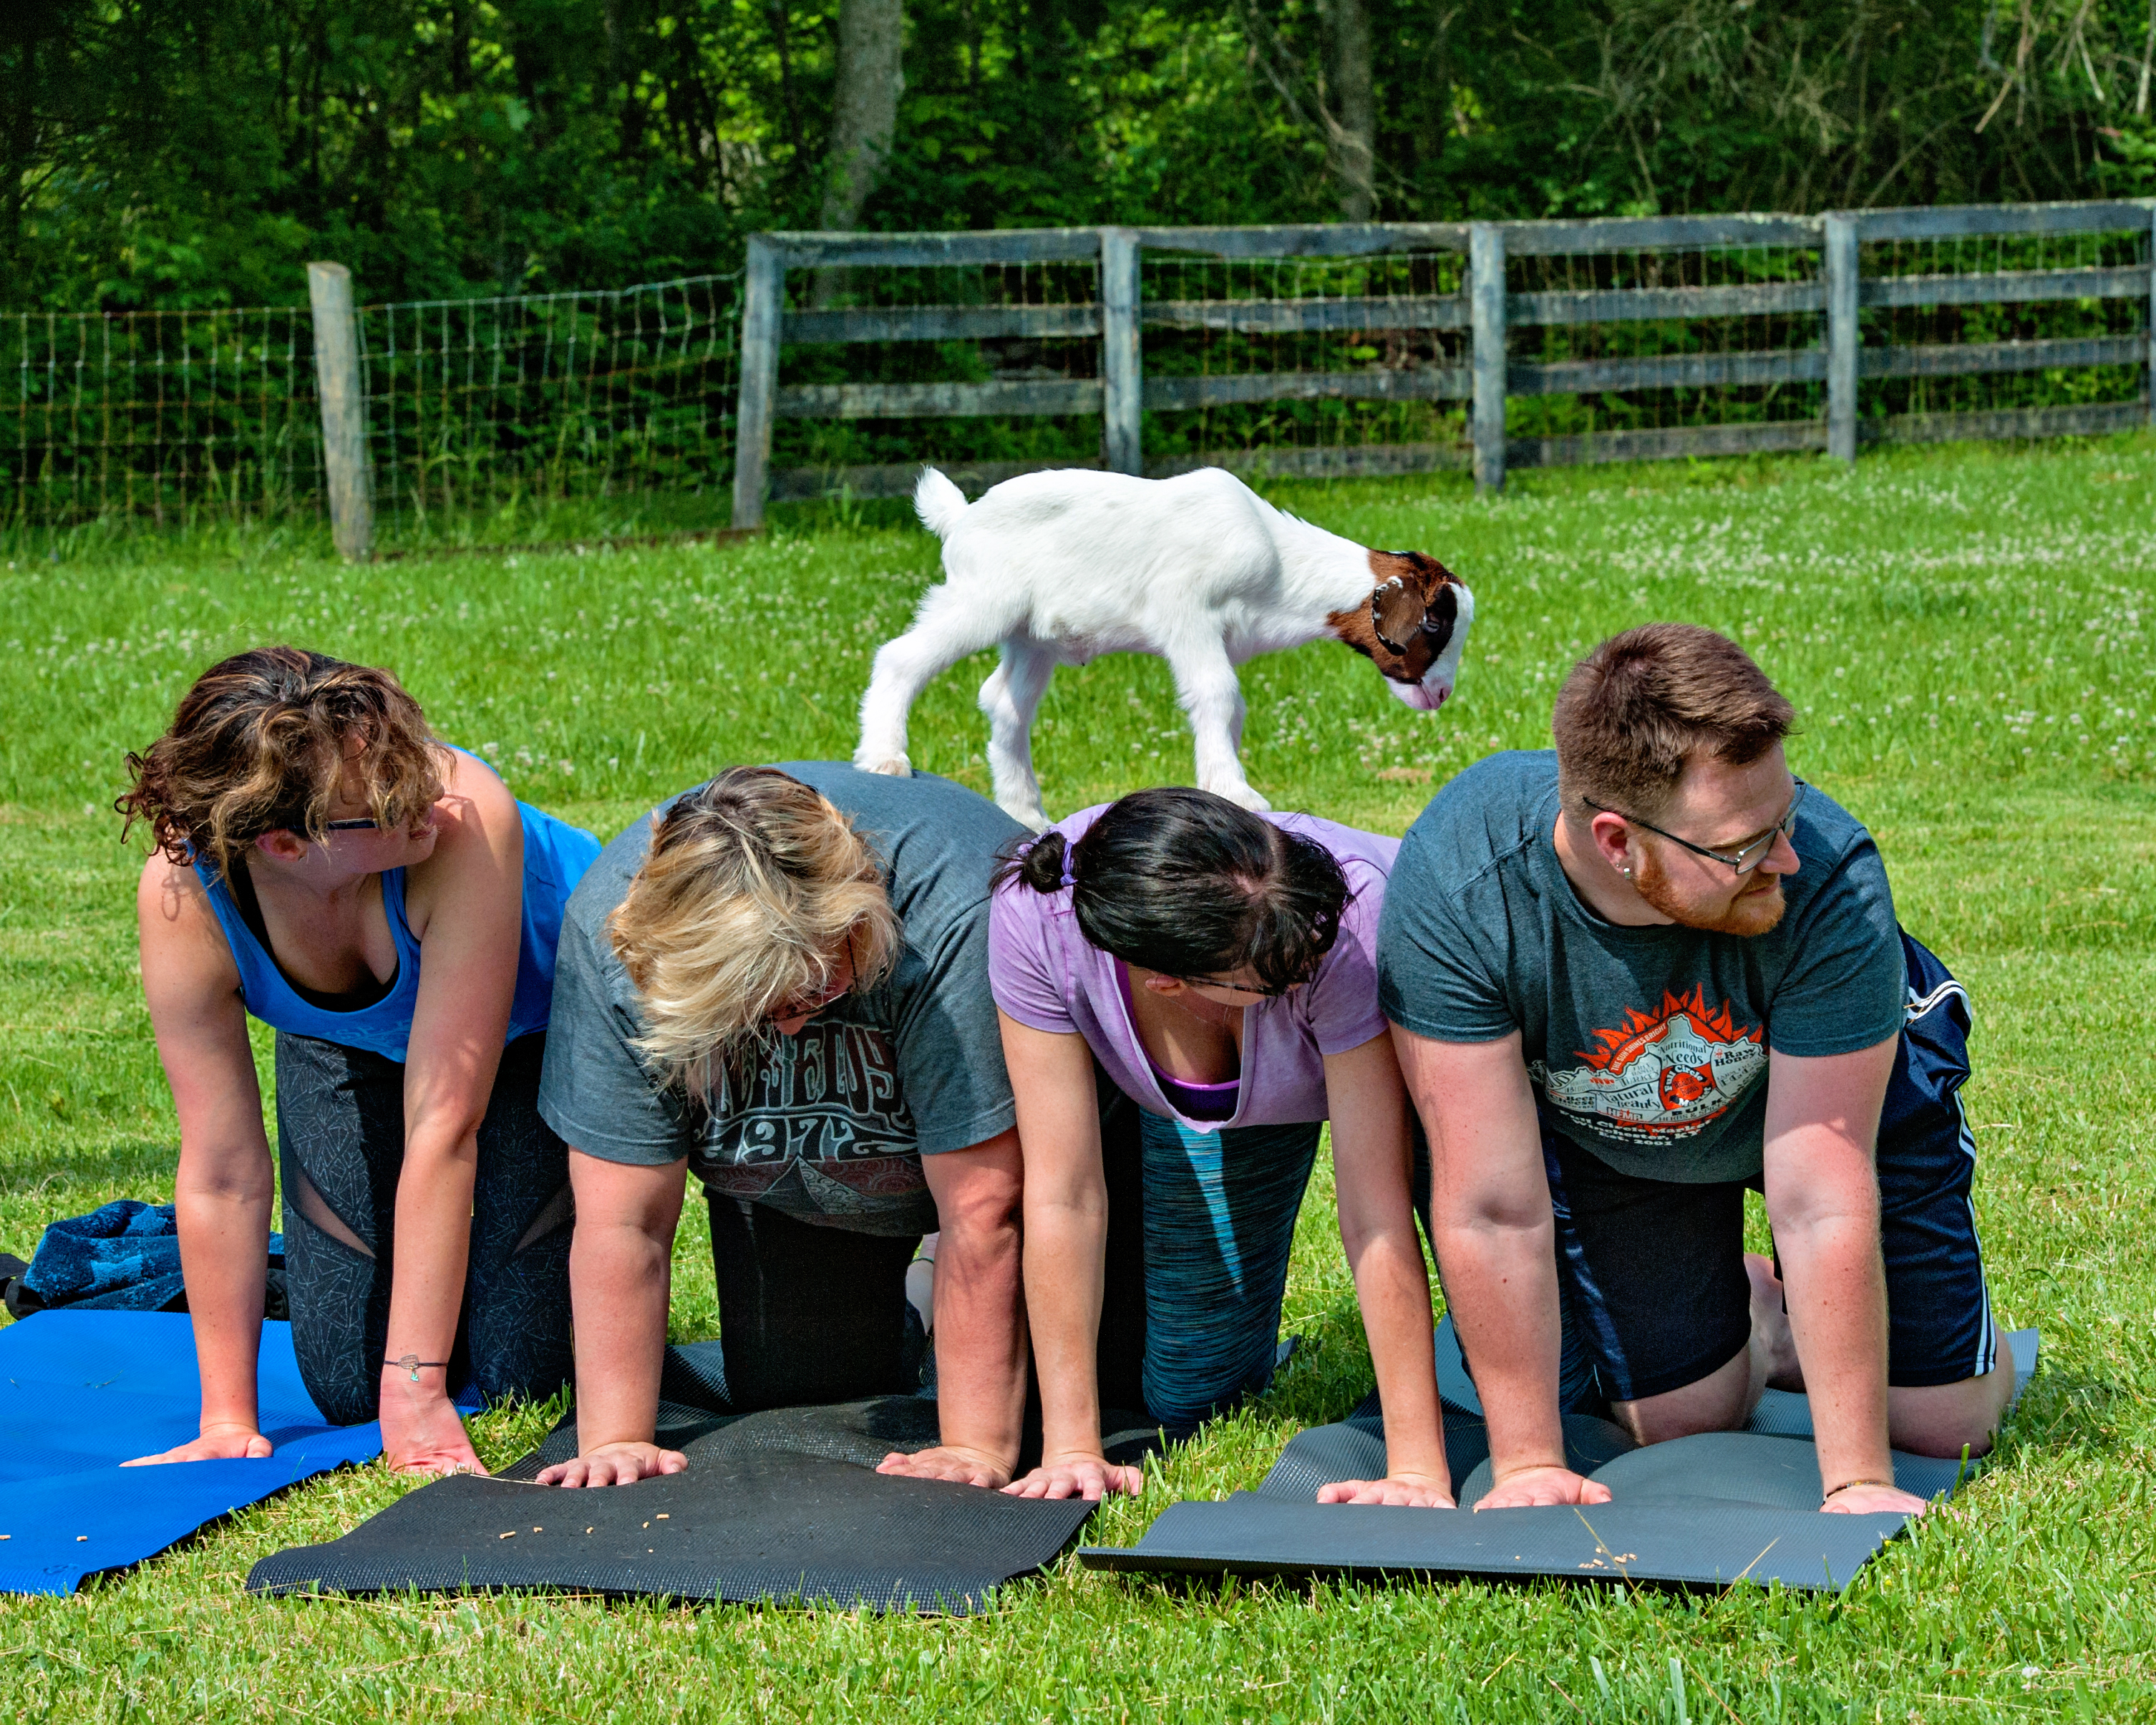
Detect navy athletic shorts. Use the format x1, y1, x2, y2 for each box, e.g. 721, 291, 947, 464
1542, 929, 1999, 1407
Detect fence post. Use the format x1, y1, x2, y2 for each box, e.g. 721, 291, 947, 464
732, 235, 785, 530
1469, 223, 1506, 495
306, 263, 373, 562
1825, 214, 1860, 465
1100, 227, 1144, 476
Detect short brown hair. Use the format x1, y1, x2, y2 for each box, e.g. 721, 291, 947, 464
1553, 624, 1795, 819
119, 647, 445, 879
607, 769, 903, 1094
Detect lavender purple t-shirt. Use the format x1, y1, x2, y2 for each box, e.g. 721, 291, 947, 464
988, 807, 1399, 1132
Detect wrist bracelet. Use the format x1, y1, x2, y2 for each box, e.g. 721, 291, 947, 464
386, 1354, 451, 1384
1821, 1477, 1894, 1505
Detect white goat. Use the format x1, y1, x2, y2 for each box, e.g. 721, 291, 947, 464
855, 465, 1475, 830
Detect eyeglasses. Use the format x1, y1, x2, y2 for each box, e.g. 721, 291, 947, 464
322, 817, 384, 832
1184, 974, 1302, 1001
1582, 780, 1806, 877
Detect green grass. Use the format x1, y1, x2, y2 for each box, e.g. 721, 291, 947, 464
1, 438, 2153, 1721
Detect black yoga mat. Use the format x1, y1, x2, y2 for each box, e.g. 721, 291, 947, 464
1079, 1327, 2038, 1593
249, 1365, 1169, 1614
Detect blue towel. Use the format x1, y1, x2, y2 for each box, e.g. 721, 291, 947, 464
19, 1200, 286, 1315
0, 1311, 387, 1594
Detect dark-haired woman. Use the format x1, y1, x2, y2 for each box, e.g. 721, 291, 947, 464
985, 789, 1452, 1505
119, 648, 600, 1474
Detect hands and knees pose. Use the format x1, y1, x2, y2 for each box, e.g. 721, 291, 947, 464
981, 789, 1452, 1506
1380, 626, 2014, 1516
122, 648, 599, 1474
530, 765, 1031, 1490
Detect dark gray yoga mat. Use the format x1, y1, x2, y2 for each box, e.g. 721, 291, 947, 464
1079, 1326, 2038, 1593
250, 1379, 1163, 1615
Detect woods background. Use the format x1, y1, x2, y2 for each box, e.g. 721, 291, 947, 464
9, 1, 2156, 311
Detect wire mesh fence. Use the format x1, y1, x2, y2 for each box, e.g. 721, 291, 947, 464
1504, 240, 1827, 455
4, 273, 741, 543
768, 256, 1104, 500
360, 274, 740, 537
1139, 246, 1471, 479
1858, 223, 2150, 429
6, 307, 324, 532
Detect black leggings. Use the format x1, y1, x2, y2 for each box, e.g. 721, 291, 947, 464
274, 1030, 576, 1425
694, 1084, 1156, 1418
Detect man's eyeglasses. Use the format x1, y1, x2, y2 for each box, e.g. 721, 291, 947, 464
1582, 781, 1806, 877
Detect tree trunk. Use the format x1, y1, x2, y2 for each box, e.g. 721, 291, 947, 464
819, 0, 905, 230
1326, 0, 1375, 221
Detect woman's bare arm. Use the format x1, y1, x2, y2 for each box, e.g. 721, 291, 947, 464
126, 856, 276, 1464
386, 752, 525, 1474
1314, 1031, 1453, 1507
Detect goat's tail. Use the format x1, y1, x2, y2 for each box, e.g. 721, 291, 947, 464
913, 467, 970, 540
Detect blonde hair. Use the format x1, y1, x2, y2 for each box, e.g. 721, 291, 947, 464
608, 768, 902, 1093
119, 647, 445, 880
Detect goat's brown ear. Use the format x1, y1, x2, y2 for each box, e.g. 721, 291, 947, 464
1419, 582, 1460, 655
1371, 577, 1424, 653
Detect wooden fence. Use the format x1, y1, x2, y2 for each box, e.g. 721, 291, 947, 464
728, 200, 2156, 528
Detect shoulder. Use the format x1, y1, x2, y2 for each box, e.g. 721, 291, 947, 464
1267, 810, 1400, 877
419, 747, 523, 860
562, 806, 662, 938
1397, 751, 1556, 883
1779, 781, 1896, 927
136, 851, 240, 998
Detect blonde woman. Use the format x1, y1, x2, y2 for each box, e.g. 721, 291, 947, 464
120, 648, 600, 1474
533, 764, 1031, 1489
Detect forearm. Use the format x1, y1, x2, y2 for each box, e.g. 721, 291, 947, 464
1435, 1219, 1568, 1476
1778, 1214, 1895, 1490
174, 1162, 275, 1432
568, 1220, 672, 1448
1345, 1222, 1447, 1485
382, 1123, 481, 1366
931, 1206, 1028, 1471
1023, 1197, 1108, 1457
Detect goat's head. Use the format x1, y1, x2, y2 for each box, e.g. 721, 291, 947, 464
1329, 551, 1476, 712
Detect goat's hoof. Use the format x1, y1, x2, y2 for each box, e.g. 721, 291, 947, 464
855, 752, 913, 777
1208, 784, 1272, 813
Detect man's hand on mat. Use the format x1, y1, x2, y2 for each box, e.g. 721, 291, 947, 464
1821, 1480, 1930, 1517
875, 1445, 1013, 1488
1473, 1464, 1613, 1510
1316, 1473, 1457, 1508
535, 1442, 688, 1487
1001, 1452, 1145, 1501
122, 1422, 275, 1465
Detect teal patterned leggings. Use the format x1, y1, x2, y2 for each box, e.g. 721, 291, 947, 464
1135, 1111, 1323, 1430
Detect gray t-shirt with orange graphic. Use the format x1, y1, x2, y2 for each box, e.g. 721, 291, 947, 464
1376, 751, 1904, 1185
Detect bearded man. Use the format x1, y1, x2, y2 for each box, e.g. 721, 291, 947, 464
1379, 624, 2013, 1517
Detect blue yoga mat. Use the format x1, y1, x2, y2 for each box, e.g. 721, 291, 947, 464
0, 1311, 385, 1595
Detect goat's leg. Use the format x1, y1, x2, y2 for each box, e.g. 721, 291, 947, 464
1164, 638, 1270, 812
978, 639, 1058, 832
855, 586, 1002, 778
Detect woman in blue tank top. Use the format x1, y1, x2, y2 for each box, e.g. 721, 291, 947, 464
117, 648, 601, 1474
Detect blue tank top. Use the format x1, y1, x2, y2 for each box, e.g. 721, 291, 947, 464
193, 777, 603, 1064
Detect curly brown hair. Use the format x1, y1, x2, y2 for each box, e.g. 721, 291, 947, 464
118, 647, 446, 879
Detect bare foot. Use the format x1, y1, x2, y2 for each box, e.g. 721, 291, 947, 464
1746, 1252, 1804, 1391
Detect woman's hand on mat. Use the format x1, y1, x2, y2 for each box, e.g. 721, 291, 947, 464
1316, 1473, 1457, 1508
875, 1445, 1013, 1489
1821, 1480, 1930, 1517
122, 1422, 275, 1465
1001, 1452, 1145, 1502
1474, 1464, 1613, 1510
535, 1442, 688, 1487
381, 1380, 489, 1477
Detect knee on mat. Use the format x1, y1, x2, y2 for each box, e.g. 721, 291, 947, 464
1890, 1369, 2013, 1459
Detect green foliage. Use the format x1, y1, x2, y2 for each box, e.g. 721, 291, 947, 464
0, 438, 2153, 1715
7, 1, 2156, 312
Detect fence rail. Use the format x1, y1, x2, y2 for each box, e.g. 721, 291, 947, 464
733, 198, 2156, 524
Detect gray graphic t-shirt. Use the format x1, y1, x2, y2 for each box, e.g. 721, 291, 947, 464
1377, 752, 1903, 1184
538, 764, 1026, 1235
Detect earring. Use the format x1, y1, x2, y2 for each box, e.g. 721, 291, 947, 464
1622, 865, 1633, 878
